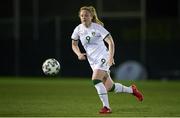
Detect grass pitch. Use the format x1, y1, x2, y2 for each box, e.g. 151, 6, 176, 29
0, 77, 180, 117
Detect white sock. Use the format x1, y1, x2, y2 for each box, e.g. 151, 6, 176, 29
114, 83, 133, 93
94, 82, 110, 108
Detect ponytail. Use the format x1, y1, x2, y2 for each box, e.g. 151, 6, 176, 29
89, 6, 104, 26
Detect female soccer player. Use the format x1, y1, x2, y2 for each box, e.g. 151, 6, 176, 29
71, 6, 143, 114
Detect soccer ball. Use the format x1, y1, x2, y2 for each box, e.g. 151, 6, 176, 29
42, 58, 60, 75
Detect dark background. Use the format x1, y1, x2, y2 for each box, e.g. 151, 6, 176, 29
0, 0, 180, 79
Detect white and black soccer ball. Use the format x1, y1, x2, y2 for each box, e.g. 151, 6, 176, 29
42, 58, 60, 75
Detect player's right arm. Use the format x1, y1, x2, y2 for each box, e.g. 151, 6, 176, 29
72, 40, 86, 60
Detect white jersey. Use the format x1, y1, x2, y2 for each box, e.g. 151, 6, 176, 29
71, 22, 110, 71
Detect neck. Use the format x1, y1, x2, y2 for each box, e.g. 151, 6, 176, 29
84, 22, 92, 28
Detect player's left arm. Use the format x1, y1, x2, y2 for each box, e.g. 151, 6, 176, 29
104, 34, 115, 66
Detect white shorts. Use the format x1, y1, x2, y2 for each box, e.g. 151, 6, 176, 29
89, 54, 110, 72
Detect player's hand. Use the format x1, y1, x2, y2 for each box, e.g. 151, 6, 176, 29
78, 53, 86, 60
108, 57, 115, 66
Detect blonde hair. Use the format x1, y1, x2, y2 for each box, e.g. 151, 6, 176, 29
79, 6, 104, 26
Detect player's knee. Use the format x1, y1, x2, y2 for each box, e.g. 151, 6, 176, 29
108, 83, 115, 92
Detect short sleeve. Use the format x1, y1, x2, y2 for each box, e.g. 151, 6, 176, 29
97, 25, 109, 40
71, 26, 79, 40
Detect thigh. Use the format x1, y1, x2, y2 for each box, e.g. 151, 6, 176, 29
92, 69, 106, 81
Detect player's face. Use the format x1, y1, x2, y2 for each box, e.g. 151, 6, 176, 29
79, 10, 93, 26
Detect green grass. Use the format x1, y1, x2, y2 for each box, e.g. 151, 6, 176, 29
0, 77, 180, 117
